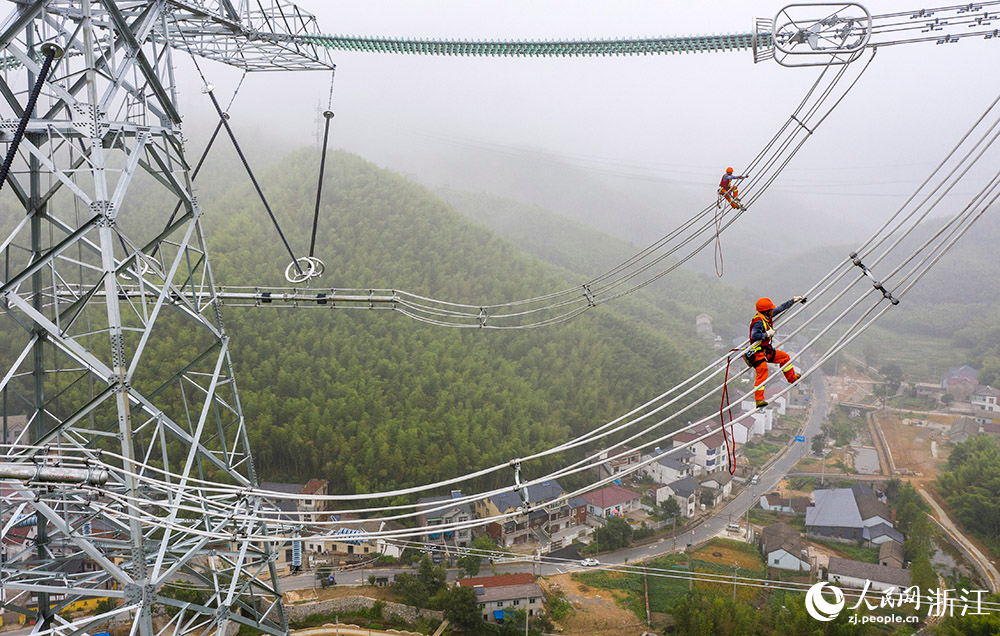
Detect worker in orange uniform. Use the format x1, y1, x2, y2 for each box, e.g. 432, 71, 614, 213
747, 296, 808, 408
719, 167, 747, 209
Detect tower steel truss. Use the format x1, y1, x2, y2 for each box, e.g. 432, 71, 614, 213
0, 2, 331, 635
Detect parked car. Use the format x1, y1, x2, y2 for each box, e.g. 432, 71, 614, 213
580, 558, 600, 567
751, 474, 759, 485
727, 523, 741, 533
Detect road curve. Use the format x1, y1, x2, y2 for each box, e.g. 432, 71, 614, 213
917, 486, 1000, 593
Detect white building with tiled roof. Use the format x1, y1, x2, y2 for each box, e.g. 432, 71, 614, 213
827, 557, 910, 592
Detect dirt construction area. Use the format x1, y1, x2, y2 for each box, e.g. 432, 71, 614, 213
542, 575, 649, 636
691, 542, 760, 571
876, 411, 950, 479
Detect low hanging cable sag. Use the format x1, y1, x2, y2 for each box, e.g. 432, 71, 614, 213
23, 82, 1000, 551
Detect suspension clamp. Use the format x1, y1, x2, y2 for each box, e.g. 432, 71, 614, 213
849, 252, 899, 305
511, 460, 529, 506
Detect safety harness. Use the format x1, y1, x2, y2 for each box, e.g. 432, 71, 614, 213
742, 312, 773, 368
718, 311, 779, 475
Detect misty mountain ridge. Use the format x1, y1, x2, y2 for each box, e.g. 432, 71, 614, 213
192, 148, 724, 490
372, 134, 882, 266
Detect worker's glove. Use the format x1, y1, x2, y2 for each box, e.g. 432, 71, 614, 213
792, 296, 807, 304
765, 329, 775, 338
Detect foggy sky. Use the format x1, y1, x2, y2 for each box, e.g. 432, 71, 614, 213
171, 1, 1000, 247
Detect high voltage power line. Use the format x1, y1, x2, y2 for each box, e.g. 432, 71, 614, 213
2, 3, 1000, 635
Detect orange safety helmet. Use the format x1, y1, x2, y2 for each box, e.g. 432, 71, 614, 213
726, 167, 734, 174
756, 297, 775, 312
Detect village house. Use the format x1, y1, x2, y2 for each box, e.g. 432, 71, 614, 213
323, 519, 404, 560
805, 486, 896, 545
298, 478, 329, 522
973, 385, 1000, 426
477, 481, 587, 547
759, 522, 810, 571
656, 476, 700, 518
0, 414, 27, 445
672, 423, 732, 475
948, 417, 981, 444
879, 541, 904, 569
581, 484, 641, 518
417, 490, 473, 548
260, 480, 333, 572
593, 446, 641, 479
457, 573, 545, 624
698, 472, 733, 505
914, 382, 946, 401
827, 557, 911, 592
942, 365, 978, 402
759, 492, 809, 515
641, 446, 694, 484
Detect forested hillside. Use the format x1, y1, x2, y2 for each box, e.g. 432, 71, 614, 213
193, 149, 718, 494
436, 188, 748, 335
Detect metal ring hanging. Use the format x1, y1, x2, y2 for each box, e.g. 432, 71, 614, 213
306, 256, 325, 278
284, 258, 319, 284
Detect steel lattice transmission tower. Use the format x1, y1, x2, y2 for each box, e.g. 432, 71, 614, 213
0, 2, 332, 635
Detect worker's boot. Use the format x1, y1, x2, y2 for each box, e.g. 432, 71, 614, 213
755, 399, 768, 409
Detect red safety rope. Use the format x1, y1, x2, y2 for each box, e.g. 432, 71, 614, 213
719, 349, 741, 475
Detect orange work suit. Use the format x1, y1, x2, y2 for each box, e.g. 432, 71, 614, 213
749, 311, 798, 402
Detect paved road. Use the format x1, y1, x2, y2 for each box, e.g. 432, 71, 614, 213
281, 369, 829, 591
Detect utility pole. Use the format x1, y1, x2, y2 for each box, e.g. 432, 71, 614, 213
525, 595, 529, 636
732, 562, 738, 603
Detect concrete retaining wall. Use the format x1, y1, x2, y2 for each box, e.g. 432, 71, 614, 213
284, 596, 442, 625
